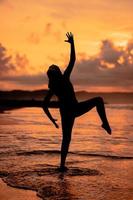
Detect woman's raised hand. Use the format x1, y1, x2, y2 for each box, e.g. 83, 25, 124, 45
65, 32, 74, 44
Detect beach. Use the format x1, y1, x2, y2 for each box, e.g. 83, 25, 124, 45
0, 178, 40, 200
0, 105, 133, 199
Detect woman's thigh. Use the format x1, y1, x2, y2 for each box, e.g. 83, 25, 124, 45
74, 97, 100, 117
60, 110, 75, 138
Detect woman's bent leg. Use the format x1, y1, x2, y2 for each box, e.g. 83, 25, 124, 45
60, 114, 74, 171
75, 97, 111, 134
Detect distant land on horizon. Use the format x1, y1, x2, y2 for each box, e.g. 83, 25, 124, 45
0, 90, 133, 104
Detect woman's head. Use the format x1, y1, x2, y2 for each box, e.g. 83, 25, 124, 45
47, 64, 62, 79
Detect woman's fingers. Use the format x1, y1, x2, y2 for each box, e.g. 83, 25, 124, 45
55, 122, 59, 128
65, 32, 74, 43
56, 124, 59, 128
66, 32, 69, 38
70, 32, 73, 37
66, 32, 73, 38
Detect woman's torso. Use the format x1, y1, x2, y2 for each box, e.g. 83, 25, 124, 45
49, 76, 78, 110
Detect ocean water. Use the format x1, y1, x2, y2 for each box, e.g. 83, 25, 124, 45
0, 104, 133, 159
0, 104, 133, 200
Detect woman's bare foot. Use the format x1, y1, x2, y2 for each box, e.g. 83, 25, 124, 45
102, 123, 112, 135
58, 166, 68, 172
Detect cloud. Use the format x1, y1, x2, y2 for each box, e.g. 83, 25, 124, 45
0, 39, 133, 91
99, 40, 123, 64
0, 43, 15, 75
0, 42, 47, 89
0, 73, 46, 86
15, 53, 29, 68
0, 43, 30, 76
72, 39, 133, 91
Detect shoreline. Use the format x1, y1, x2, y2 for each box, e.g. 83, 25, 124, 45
0, 178, 41, 200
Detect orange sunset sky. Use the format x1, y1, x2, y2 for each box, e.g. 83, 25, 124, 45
0, 0, 133, 92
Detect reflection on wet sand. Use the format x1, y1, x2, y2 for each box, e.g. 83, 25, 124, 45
38, 173, 73, 200
3, 166, 101, 200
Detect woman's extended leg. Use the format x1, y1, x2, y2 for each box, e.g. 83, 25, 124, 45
60, 114, 74, 171
75, 97, 111, 134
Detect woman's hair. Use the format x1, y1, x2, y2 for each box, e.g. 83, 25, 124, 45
47, 64, 62, 78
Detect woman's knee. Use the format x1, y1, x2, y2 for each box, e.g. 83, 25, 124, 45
95, 96, 104, 105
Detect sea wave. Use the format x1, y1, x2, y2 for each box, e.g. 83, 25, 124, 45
15, 150, 133, 159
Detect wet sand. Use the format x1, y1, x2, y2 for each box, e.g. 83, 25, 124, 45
0, 178, 41, 200
0, 157, 133, 200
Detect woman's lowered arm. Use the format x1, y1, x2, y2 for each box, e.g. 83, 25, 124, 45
64, 32, 76, 78
42, 90, 59, 128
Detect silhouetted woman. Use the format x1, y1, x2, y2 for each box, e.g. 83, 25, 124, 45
43, 32, 111, 171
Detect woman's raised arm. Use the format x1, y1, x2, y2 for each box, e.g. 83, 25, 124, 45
64, 32, 76, 78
